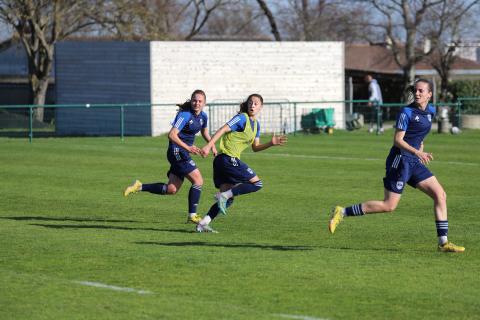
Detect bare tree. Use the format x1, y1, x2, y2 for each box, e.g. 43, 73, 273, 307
255, 0, 282, 40
0, 0, 100, 121
201, 1, 268, 40
369, 0, 448, 96
425, 0, 480, 100
92, 0, 229, 41
86, 0, 177, 40
183, 0, 227, 40
277, 0, 372, 42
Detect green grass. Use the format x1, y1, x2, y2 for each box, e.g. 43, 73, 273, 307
1, 129, 479, 320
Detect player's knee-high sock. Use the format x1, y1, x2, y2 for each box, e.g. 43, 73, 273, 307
141, 183, 167, 195
203, 198, 234, 224
188, 184, 202, 214
231, 180, 263, 197
344, 204, 364, 217
436, 220, 448, 245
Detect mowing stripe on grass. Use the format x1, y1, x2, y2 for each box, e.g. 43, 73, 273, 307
258, 153, 479, 166
274, 313, 329, 320
73, 281, 153, 295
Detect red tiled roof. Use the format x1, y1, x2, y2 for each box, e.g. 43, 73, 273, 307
346, 44, 480, 74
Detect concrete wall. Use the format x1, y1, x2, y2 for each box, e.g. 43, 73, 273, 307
55, 41, 151, 136
150, 41, 345, 135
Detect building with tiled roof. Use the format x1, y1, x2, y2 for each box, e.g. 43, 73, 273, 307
345, 43, 480, 103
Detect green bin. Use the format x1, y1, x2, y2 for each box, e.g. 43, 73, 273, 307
301, 108, 335, 132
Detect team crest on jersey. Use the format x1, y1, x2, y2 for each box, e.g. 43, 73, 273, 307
414, 116, 420, 122
189, 120, 194, 125
200, 119, 204, 126
396, 181, 404, 190
427, 114, 432, 122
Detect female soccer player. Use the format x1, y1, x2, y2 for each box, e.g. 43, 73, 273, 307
328, 79, 465, 253
196, 93, 287, 232
124, 89, 217, 224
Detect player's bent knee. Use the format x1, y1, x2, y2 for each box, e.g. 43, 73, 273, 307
435, 190, 447, 204
167, 185, 178, 195
383, 203, 397, 212
253, 180, 263, 191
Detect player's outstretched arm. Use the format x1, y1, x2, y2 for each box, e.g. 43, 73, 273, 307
201, 127, 218, 156
252, 133, 287, 152
201, 124, 231, 157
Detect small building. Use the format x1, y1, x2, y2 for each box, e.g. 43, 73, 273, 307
345, 43, 480, 103
54, 40, 346, 135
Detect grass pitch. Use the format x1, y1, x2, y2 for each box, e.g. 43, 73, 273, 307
1, 129, 479, 320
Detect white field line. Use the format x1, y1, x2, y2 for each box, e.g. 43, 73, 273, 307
274, 313, 330, 320
255, 153, 479, 166
73, 281, 153, 295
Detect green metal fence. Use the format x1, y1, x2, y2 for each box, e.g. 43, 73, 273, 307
0, 98, 477, 142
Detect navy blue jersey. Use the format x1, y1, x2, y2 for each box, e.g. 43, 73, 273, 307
390, 103, 435, 157
169, 111, 208, 148
227, 114, 261, 138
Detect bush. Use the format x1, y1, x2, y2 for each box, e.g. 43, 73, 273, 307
450, 80, 480, 114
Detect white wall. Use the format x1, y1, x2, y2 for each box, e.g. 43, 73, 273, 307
150, 41, 345, 135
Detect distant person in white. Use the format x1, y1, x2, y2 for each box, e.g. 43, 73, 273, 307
365, 74, 384, 133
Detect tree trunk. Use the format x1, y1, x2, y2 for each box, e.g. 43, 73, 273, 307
402, 64, 416, 102
32, 76, 49, 122
439, 71, 450, 101
26, 46, 53, 123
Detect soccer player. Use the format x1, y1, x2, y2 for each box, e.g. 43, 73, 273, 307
328, 79, 465, 253
123, 89, 217, 224
196, 93, 287, 233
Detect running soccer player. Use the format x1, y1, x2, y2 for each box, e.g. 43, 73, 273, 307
124, 89, 217, 224
328, 79, 465, 253
196, 93, 287, 233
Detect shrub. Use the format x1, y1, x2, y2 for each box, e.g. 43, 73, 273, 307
450, 80, 480, 114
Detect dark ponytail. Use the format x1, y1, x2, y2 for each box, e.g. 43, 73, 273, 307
177, 89, 207, 111
239, 93, 263, 114
404, 78, 433, 104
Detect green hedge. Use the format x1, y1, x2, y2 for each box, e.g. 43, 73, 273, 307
450, 80, 480, 114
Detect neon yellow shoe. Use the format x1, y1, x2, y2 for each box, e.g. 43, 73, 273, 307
328, 206, 344, 234
124, 180, 142, 197
187, 214, 202, 224
438, 241, 465, 253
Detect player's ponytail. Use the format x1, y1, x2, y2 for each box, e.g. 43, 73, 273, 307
176, 101, 191, 111
404, 84, 415, 105
404, 78, 433, 104
239, 93, 263, 114
176, 89, 207, 112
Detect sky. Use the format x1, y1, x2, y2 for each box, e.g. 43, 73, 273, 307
1, 1, 479, 44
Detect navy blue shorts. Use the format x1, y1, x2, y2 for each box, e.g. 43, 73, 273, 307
213, 154, 257, 188
166, 147, 197, 181
383, 153, 433, 194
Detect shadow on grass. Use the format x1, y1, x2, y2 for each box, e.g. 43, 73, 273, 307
314, 245, 403, 252
29, 223, 192, 233
1, 216, 139, 223
136, 241, 313, 251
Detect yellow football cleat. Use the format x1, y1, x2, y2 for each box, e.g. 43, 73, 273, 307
328, 206, 344, 234
438, 241, 465, 253
187, 214, 202, 224
124, 180, 142, 197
